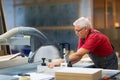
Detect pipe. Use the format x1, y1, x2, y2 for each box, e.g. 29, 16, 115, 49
0, 27, 48, 44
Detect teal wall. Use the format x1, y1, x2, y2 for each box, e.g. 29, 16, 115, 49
3, 0, 80, 51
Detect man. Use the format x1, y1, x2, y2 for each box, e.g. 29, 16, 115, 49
48, 17, 118, 69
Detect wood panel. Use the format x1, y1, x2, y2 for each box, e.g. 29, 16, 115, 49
0, 0, 11, 55
55, 67, 102, 80
0, 55, 27, 68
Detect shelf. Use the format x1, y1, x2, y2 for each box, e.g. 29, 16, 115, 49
14, 0, 79, 6
36, 26, 74, 30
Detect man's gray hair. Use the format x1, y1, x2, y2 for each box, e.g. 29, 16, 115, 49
73, 17, 92, 28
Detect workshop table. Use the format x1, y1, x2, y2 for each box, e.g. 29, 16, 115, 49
0, 62, 119, 80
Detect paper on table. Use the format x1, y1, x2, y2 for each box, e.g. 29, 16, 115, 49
80, 57, 92, 62
29, 72, 54, 80
14, 72, 54, 80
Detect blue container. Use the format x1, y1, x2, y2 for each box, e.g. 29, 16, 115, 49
21, 47, 31, 57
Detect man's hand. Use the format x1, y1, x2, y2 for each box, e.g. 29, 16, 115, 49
48, 59, 64, 68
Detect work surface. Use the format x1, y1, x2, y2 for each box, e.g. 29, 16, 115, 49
0, 61, 120, 80
0, 61, 93, 75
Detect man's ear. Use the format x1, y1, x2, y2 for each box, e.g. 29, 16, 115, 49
84, 26, 87, 30
84, 26, 89, 31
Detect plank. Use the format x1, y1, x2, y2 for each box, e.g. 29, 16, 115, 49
55, 67, 102, 80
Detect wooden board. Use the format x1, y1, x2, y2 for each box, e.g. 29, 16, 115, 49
55, 67, 102, 80
0, 55, 28, 69
118, 63, 120, 70
0, 0, 11, 55
118, 58, 120, 70
118, 64, 120, 70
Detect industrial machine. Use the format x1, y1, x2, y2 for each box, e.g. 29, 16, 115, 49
0, 27, 60, 63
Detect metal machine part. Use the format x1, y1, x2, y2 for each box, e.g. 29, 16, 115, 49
58, 43, 72, 67
0, 27, 61, 63
58, 43, 70, 58
63, 51, 70, 63
0, 27, 49, 52
63, 50, 72, 67
29, 45, 60, 63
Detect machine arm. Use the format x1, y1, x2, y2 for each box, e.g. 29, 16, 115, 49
0, 27, 49, 63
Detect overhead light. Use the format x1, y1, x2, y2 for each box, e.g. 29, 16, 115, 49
115, 22, 120, 28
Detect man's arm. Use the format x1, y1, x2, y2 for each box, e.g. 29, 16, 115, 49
69, 48, 90, 64
48, 48, 89, 68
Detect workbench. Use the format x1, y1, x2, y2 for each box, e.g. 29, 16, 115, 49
0, 61, 119, 80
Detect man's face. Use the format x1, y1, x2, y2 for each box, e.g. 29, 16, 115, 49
74, 26, 86, 38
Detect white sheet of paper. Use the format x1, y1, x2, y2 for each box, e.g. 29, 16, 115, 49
29, 72, 54, 80
14, 72, 54, 80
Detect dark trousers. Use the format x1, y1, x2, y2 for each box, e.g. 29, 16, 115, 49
88, 51, 118, 70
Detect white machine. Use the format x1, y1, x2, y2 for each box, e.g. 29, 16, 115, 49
0, 27, 60, 63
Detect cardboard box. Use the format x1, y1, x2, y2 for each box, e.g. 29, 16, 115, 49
55, 67, 102, 80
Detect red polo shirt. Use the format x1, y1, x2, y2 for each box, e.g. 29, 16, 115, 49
77, 29, 113, 57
